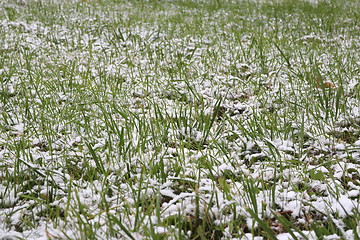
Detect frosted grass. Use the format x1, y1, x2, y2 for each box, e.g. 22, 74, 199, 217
0, 0, 359, 239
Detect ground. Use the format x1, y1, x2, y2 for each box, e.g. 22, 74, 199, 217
0, 0, 359, 239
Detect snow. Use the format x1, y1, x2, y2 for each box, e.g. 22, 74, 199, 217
0, 0, 359, 239
311, 195, 358, 218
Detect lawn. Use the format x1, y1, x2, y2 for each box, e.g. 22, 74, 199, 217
0, 0, 359, 239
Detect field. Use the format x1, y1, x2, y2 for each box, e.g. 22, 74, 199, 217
0, 0, 359, 239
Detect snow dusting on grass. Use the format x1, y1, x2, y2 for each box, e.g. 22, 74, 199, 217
0, 0, 359, 239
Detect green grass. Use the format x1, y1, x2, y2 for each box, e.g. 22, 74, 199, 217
0, 0, 359, 239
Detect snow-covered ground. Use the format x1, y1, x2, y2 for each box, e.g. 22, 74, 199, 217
0, 0, 359, 239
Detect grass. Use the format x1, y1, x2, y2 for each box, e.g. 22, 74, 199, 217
0, 0, 359, 239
